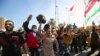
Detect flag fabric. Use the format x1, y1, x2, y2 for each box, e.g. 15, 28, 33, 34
84, 0, 96, 17
84, 0, 100, 25
68, 0, 100, 27
84, 0, 92, 7
97, 0, 100, 2
69, 5, 74, 11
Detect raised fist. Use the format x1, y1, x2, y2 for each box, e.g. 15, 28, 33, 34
36, 14, 46, 24
27, 14, 32, 21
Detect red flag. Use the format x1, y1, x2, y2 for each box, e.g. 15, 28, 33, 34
84, 0, 96, 17
97, 0, 100, 2
70, 5, 74, 11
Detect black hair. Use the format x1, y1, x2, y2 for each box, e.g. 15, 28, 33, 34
32, 25, 37, 28
44, 24, 50, 31
5, 20, 14, 27
5, 20, 14, 24
5, 20, 14, 31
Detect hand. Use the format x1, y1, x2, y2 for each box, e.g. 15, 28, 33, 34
24, 53, 30, 56
27, 14, 32, 21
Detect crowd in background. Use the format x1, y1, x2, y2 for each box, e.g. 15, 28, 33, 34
0, 14, 100, 56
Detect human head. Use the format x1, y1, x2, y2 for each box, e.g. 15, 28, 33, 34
52, 27, 55, 32
51, 27, 56, 34
96, 26, 100, 33
44, 24, 52, 36
31, 25, 37, 33
5, 20, 14, 31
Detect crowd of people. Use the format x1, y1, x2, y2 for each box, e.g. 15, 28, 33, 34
0, 14, 100, 56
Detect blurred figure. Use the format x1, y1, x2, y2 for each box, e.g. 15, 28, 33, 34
87, 22, 100, 56
51, 27, 58, 38
18, 27, 27, 54
0, 20, 29, 56
73, 23, 77, 30
38, 23, 58, 56
23, 15, 40, 56
71, 30, 80, 53
18, 27, 25, 34
51, 27, 59, 56
57, 26, 65, 56
0, 29, 3, 55
81, 29, 87, 50
63, 29, 75, 56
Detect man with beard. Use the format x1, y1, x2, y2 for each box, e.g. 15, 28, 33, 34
0, 20, 29, 56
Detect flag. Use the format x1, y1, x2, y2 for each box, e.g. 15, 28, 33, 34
84, 0, 96, 17
84, 0, 100, 25
84, 0, 92, 7
97, 0, 100, 2
69, 5, 74, 11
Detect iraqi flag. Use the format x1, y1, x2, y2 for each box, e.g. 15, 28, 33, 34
84, 0, 100, 26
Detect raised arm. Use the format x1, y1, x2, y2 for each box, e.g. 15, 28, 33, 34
38, 23, 43, 37
38, 23, 42, 34
23, 15, 32, 33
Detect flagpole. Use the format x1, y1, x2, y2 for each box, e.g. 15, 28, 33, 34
66, 8, 70, 24
55, 0, 59, 25
55, 0, 57, 22
69, 10, 70, 24
56, 6, 59, 24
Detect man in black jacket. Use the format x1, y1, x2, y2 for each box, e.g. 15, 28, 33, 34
87, 23, 100, 56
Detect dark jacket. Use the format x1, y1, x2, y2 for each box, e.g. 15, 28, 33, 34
91, 26, 100, 48
23, 21, 39, 48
